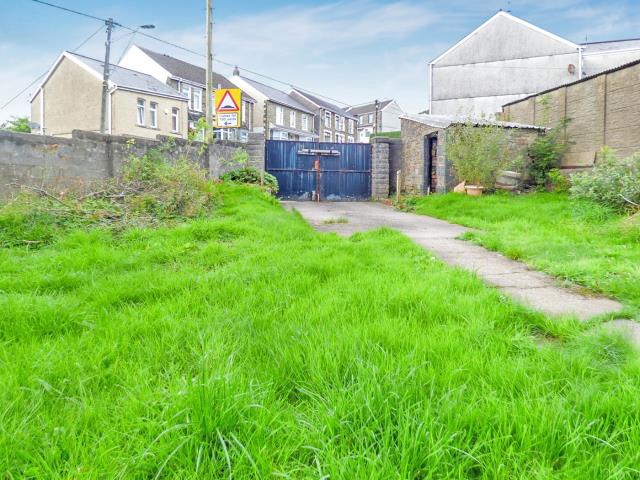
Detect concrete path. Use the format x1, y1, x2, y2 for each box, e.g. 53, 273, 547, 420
284, 201, 623, 322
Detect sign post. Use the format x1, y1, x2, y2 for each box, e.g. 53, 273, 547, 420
214, 88, 242, 128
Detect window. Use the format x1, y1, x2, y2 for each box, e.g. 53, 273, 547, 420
301, 114, 308, 131
136, 99, 145, 126
348, 119, 355, 134
335, 115, 343, 131
290, 111, 296, 128
368, 113, 374, 124
347, 136, 355, 143
272, 130, 288, 140
171, 107, 180, 132
181, 84, 191, 108
323, 131, 332, 142
335, 133, 345, 143
300, 136, 313, 142
276, 106, 284, 125
324, 111, 331, 129
149, 102, 158, 128
360, 115, 366, 124
192, 88, 202, 112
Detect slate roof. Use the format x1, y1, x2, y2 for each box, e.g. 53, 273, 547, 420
346, 100, 394, 116
400, 113, 545, 131
67, 52, 187, 99
290, 89, 355, 119
136, 46, 255, 102
581, 38, 640, 53
238, 77, 315, 114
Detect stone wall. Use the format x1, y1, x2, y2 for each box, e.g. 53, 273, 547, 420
502, 60, 640, 167
370, 140, 389, 199
0, 130, 264, 200
371, 137, 402, 195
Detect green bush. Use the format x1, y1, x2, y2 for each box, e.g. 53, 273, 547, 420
446, 122, 512, 189
526, 119, 569, 189
570, 147, 640, 212
221, 167, 279, 195
546, 168, 570, 193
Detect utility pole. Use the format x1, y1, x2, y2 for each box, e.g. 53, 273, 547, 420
374, 99, 379, 136
205, 0, 214, 139
100, 18, 115, 134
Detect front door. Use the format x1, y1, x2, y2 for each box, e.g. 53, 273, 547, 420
423, 135, 438, 194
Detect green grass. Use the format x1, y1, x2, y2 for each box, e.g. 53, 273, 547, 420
413, 192, 640, 311
2, 185, 640, 478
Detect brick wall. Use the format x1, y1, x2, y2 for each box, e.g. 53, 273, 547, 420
502, 61, 640, 167
0, 130, 261, 200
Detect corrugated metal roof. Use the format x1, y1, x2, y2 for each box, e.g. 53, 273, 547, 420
239, 77, 315, 114
290, 89, 355, 119
346, 100, 394, 116
400, 113, 545, 130
581, 38, 640, 54
68, 52, 187, 99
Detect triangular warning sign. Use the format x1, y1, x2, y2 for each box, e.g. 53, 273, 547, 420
217, 90, 239, 112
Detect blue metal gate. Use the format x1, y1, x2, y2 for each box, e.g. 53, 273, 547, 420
266, 140, 371, 201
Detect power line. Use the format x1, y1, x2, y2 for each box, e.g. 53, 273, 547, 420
29, 0, 354, 107
1, 24, 105, 111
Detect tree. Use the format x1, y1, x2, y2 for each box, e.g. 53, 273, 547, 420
2, 117, 32, 133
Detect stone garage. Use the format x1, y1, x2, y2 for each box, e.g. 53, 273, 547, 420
397, 114, 544, 194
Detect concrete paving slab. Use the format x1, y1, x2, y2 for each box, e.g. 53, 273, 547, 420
285, 201, 625, 322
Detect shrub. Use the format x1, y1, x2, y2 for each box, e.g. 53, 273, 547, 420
446, 122, 512, 189
1, 117, 31, 133
526, 119, 569, 189
221, 167, 279, 195
547, 168, 570, 193
570, 147, 640, 212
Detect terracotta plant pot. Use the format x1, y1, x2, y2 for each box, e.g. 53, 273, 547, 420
465, 185, 484, 197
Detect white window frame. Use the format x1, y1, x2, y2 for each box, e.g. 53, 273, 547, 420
275, 105, 284, 126
368, 113, 374, 124
149, 102, 158, 128
348, 119, 355, 134
192, 87, 202, 112
348, 136, 355, 143
181, 84, 191, 109
335, 115, 343, 131
301, 114, 308, 131
272, 130, 288, 140
290, 110, 296, 128
360, 115, 366, 124
324, 111, 331, 129
241, 100, 247, 126
171, 107, 180, 133
335, 133, 345, 143
136, 99, 145, 126
323, 130, 332, 142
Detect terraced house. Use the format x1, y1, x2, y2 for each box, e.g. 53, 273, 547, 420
347, 100, 404, 143
289, 89, 357, 143
119, 45, 256, 141
230, 74, 318, 141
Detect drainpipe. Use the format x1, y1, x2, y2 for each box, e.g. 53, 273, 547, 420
578, 46, 584, 80
39, 87, 45, 135
428, 62, 434, 114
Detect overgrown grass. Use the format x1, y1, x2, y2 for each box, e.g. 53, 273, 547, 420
2, 185, 640, 477
413, 192, 640, 310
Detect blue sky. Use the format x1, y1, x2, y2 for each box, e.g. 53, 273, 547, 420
1, 0, 640, 123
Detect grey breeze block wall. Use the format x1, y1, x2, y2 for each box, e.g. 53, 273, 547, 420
0, 130, 266, 200
502, 60, 640, 169
371, 137, 402, 196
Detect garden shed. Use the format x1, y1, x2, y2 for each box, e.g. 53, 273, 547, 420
399, 114, 545, 194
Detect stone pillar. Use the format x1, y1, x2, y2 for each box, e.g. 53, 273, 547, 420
371, 139, 390, 200
247, 132, 265, 170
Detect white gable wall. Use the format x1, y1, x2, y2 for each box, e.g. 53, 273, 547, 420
118, 45, 172, 84
430, 12, 580, 117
